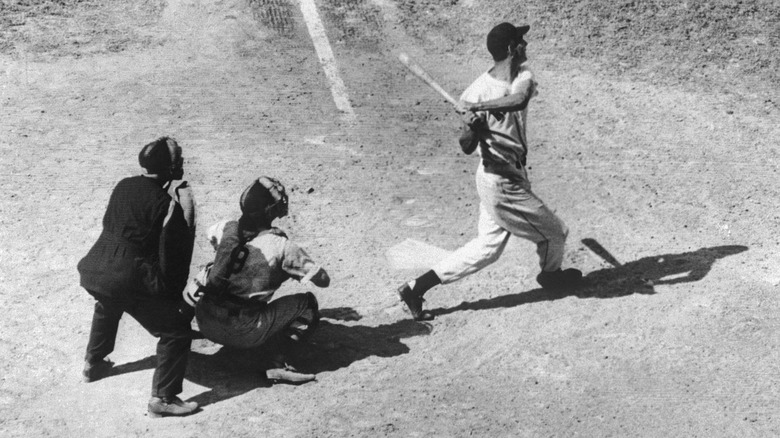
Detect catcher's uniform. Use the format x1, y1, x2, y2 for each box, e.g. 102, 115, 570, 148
433, 65, 569, 283
193, 220, 321, 349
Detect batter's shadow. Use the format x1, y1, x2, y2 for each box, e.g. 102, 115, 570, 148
431, 242, 748, 318
183, 310, 431, 408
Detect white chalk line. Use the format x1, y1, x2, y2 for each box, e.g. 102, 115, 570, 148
298, 0, 356, 121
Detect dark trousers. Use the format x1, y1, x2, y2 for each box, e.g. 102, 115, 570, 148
196, 292, 319, 350
85, 292, 192, 398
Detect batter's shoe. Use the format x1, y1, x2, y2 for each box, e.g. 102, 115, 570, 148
536, 268, 583, 290
147, 396, 199, 418
397, 283, 434, 321
82, 359, 113, 383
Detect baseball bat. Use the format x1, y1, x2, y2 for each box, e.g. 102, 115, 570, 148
581, 238, 622, 268
397, 52, 464, 112
582, 238, 654, 286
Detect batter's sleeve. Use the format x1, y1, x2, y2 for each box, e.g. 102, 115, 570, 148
510, 68, 537, 97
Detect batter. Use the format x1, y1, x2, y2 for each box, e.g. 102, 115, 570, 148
398, 23, 582, 321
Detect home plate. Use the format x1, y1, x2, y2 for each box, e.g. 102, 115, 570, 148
386, 238, 452, 270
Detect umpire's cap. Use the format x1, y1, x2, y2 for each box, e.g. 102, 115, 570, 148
487, 22, 530, 60
138, 136, 182, 177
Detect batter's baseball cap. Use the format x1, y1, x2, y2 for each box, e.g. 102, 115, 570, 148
487, 22, 530, 60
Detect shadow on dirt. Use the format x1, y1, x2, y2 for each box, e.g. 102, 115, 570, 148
97, 355, 158, 382
179, 315, 431, 408
95, 308, 430, 408
184, 347, 272, 408
303, 318, 432, 373
431, 242, 748, 318
320, 306, 363, 321
102, 242, 746, 408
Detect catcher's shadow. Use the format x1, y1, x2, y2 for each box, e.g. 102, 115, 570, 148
431, 243, 748, 318
301, 318, 432, 374
184, 311, 431, 408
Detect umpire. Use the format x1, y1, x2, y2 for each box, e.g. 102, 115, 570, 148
77, 137, 198, 418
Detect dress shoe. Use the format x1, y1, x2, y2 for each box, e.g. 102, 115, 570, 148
148, 396, 198, 418
82, 359, 113, 383
266, 364, 316, 385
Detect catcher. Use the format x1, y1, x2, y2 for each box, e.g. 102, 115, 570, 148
182, 176, 329, 383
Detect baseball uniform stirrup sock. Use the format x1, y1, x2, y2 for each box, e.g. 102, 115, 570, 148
410, 270, 441, 296
398, 271, 440, 321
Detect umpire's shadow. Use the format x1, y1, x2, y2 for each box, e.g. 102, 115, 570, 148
185, 310, 431, 408
98, 355, 157, 379
431, 242, 748, 318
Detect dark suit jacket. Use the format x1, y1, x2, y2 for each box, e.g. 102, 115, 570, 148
78, 175, 190, 301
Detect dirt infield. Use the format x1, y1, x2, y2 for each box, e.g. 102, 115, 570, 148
1, 0, 778, 436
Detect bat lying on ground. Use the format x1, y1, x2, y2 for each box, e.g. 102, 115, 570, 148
397, 52, 465, 113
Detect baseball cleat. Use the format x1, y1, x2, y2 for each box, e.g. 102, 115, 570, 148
536, 268, 583, 290
148, 396, 199, 418
397, 283, 434, 321
82, 359, 114, 383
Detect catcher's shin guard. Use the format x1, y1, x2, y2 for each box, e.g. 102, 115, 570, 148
285, 292, 320, 342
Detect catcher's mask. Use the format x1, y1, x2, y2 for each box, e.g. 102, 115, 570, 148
240, 176, 288, 223
138, 137, 183, 180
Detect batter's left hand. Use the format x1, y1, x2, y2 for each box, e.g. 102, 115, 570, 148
461, 111, 485, 129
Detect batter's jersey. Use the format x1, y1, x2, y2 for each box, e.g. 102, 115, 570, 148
460, 65, 537, 170
205, 220, 321, 302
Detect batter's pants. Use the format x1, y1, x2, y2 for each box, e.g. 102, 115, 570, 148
85, 292, 193, 398
433, 165, 568, 284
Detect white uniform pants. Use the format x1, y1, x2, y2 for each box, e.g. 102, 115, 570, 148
433, 164, 568, 284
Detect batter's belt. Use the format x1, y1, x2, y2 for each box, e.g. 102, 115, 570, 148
482, 158, 526, 176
